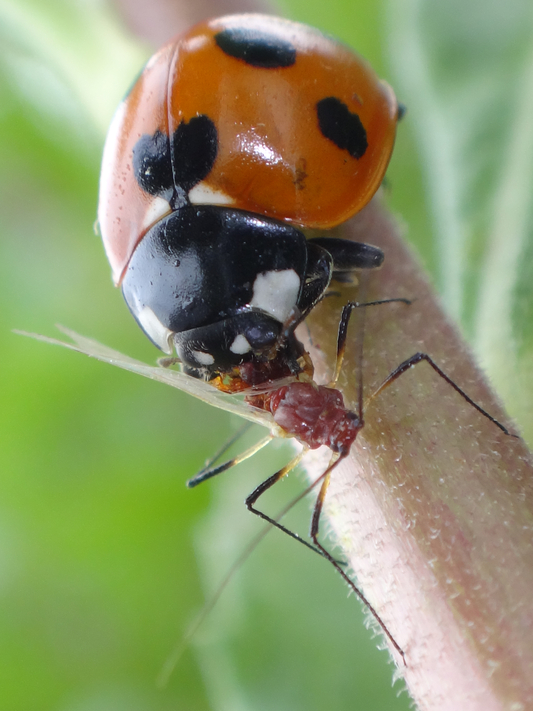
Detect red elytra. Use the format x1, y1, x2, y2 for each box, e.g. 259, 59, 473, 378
98, 14, 399, 285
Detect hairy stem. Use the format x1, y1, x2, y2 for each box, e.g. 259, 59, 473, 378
304, 197, 533, 711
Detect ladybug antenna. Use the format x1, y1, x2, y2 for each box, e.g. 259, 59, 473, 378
200, 421, 254, 469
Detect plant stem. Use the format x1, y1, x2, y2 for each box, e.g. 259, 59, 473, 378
304, 197, 533, 711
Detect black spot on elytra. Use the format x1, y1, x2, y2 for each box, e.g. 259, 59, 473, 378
133, 115, 218, 197
316, 97, 368, 159
171, 115, 218, 192
133, 130, 173, 196
214, 28, 296, 68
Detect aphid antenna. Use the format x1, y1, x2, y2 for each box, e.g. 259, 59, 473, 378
199, 420, 255, 471
187, 433, 273, 487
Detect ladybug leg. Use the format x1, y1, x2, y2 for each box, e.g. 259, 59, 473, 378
397, 101, 408, 121
157, 356, 181, 368
366, 353, 516, 437
293, 239, 387, 328
308, 237, 384, 273
291, 241, 333, 324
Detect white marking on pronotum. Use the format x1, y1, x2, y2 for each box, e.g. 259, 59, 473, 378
192, 350, 215, 366
230, 334, 252, 355
188, 182, 235, 206
137, 306, 173, 354
250, 269, 300, 323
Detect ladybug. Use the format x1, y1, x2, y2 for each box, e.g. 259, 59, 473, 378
21, 18, 514, 664
97, 14, 400, 388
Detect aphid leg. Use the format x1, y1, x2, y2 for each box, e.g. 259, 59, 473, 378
366, 352, 516, 437
331, 298, 412, 387
158, 461, 346, 684
187, 434, 273, 488
245, 449, 337, 559
309, 456, 407, 664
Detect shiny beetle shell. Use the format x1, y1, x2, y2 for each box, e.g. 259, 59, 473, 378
98, 14, 399, 285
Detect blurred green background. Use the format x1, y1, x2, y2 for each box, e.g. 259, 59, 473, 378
1, 0, 532, 709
